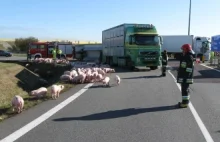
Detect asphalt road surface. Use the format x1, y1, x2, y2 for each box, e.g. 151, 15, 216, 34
0, 64, 220, 142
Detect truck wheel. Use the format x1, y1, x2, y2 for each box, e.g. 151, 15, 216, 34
35, 55, 40, 59
130, 66, 135, 71
61, 55, 66, 59
127, 59, 134, 71
150, 66, 158, 70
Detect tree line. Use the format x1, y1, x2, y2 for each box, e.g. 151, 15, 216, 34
8, 37, 38, 52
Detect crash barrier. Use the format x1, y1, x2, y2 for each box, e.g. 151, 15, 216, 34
209, 56, 220, 67
213, 52, 220, 56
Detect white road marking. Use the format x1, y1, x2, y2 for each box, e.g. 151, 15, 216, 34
168, 71, 214, 142
200, 64, 220, 73
0, 83, 94, 142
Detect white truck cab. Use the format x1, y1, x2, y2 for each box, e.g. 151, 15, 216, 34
193, 36, 211, 61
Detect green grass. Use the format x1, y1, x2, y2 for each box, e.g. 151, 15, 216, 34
0, 44, 5, 50
0, 62, 74, 122
12, 53, 27, 57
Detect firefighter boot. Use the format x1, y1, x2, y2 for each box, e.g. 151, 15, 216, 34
178, 96, 189, 108
178, 102, 188, 108
163, 72, 166, 76
163, 67, 166, 76
160, 73, 165, 77
160, 67, 166, 77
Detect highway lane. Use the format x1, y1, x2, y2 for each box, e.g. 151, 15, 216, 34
0, 68, 207, 142
0, 56, 26, 61
0, 84, 88, 139
169, 60, 220, 141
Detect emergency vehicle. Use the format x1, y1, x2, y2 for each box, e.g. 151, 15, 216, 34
27, 41, 75, 59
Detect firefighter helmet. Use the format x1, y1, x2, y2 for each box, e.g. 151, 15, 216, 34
181, 44, 192, 52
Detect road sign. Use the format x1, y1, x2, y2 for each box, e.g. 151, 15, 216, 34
211, 35, 220, 51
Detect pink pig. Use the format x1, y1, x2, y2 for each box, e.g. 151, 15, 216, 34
102, 76, 110, 86
78, 74, 86, 83
96, 74, 103, 82
115, 75, 121, 85
11, 95, 24, 114
51, 85, 65, 99
30, 87, 47, 98
60, 75, 73, 82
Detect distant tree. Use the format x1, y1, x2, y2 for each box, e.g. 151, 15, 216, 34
15, 37, 38, 52
7, 45, 19, 52
0, 44, 4, 50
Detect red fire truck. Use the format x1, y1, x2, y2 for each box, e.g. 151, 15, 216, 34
27, 41, 75, 59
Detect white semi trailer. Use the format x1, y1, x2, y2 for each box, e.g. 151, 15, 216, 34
161, 35, 211, 60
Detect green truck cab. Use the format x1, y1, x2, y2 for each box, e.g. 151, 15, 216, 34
102, 23, 163, 70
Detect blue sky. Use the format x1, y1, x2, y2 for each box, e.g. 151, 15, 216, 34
0, 0, 219, 42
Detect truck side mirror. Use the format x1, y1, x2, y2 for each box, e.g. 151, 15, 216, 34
159, 36, 163, 45
129, 35, 132, 45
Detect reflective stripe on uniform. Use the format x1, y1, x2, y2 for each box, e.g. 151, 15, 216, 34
182, 95, 190, 100
186, 68, 192, 72
52, 50, 56, 59
178, 78, 183, 83
186, 79, 193, 83
181, 62, 186, 68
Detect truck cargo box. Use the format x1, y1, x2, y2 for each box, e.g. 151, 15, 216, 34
161, 35, 193, 53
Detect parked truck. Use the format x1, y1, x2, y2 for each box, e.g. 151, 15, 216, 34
102, 23, 163, 70
161, 35, 211, 60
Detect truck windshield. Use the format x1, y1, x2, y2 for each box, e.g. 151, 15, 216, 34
134, 35, 159, 45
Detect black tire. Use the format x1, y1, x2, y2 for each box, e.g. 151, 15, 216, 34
61, 55, 66, 59
150, 66, 158, 70
35, 55, 40, 59
128, 65, 134, 70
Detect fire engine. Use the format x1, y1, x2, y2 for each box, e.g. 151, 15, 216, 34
27, 41, 75, 59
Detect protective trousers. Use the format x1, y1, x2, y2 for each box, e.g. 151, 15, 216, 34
181, 83, 190, 104
161, 66, 166, 76
57, 54, 61, 59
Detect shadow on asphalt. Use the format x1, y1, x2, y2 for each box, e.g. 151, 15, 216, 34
53, 105, 179, 121
193, 69, 220, 79
122, 75, 161, 79
170, 68, 220, 83
114, 67, 151, 73
88, 84, 118, 89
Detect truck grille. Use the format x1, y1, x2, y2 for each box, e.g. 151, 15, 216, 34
139, 51, 158, 56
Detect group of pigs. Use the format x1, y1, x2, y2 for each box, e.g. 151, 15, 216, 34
11, 65, 121, 115
60, 66, 121, 86
32, 58, 70, 65
11, 84, 65, 114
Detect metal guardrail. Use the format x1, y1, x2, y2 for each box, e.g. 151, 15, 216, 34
209, 56, 220, 67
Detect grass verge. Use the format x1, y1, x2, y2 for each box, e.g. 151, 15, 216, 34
0, 62, 74, 122
12, 53, 27, 57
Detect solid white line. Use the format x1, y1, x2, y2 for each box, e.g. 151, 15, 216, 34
200, 64, 220, 73
168, 71, 214, 142
0, 83, 94, 142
